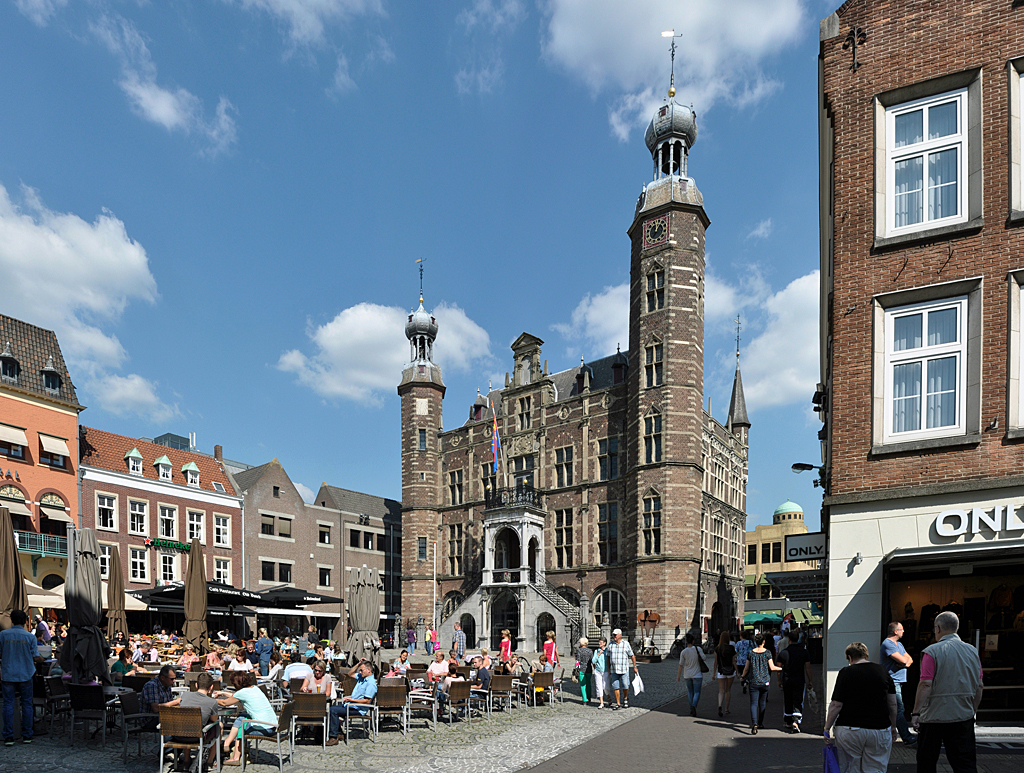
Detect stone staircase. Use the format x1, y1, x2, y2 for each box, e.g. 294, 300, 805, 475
532, 576, 583, 645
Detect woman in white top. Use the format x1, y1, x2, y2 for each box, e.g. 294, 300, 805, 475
301, 661, 336, 699
676, 633, 707, 717
265, 653, 284, 681
228, 654, 253, 672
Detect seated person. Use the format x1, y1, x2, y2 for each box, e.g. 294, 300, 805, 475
533, 653, 554, 673
479, 649, 493, 671
324, 641, 335, 660
36, 629, 53, 660
266, 653, 284, 681
389, 650, 410, 675
110, 648, 137, 682
447, 650, 461, 667
177, 643, 200, 670
132, 641, 153, 664
301, 661, 336, 698
325, 661, 377, 746
205, 646, 224, 672
438, 664, 465, 702
284, 653, 314, 684
426, 651, 449, 682
279, 636, 296, 656
215, 671, 278, 765
178, 672, 220, 768
227, 652, 253, 671
141, 665, 181, 730
470, 655, 491, 694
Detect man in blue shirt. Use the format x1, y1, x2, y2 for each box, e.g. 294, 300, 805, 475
325, 661, 377, 745
880, 621, 916, 746
0, 609, 42, 745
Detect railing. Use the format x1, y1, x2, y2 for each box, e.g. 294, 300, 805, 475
491, 571, 521, 584
15, 530, 67, 556
484, 485, 542, 510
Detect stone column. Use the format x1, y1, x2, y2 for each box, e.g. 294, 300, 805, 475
416, 616, 426, 654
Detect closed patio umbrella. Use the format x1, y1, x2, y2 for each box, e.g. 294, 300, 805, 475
59, 528, 111, 684
0, 506, 28, 630
346, 565, 382, 671
183, 538, 207, 655
106, 544, 129, 641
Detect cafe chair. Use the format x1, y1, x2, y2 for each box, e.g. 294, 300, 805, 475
157, 706, 220, 773
375, 684, 409, 735
487, 674, 516, 715
343, 697, 377, 744
119, 691, 158, 764
290, 693, 328, 749
531, 672, 554, 708
68, 684, 111, 746
446, 681, 472, 725
241, 702, 293, 773
43, 675, 71, 734
407, 681, 437, 733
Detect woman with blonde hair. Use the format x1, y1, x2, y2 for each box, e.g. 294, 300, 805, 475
499, 629, 512, 663
543, 630, 559, 668
177, 642, 200, 670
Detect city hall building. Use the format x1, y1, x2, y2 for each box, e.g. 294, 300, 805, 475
818, 0, 1024, 721
399, 92, 750, 653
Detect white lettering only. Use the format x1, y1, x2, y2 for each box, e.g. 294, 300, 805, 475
972, 506, 1002, 533
935, 504, 1024, 535
935, 509, 969, 537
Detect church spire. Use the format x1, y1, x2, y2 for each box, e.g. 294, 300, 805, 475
728, 315, 750, 432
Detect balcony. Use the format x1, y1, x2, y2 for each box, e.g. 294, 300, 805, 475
14, 530, 67, 557
484, 484, 543, 510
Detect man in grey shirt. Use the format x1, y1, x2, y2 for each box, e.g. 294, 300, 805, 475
176, 672, 220, 768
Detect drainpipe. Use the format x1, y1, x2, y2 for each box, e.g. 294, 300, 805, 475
240, 492, 247, 589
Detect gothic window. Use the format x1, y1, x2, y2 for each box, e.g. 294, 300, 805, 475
480, 463, 497, 496
644, 411, 663, 464
555, 509, 572, 569
513, 455, 534, 488
646, 268, 665, 312
517, 396, 531, 430
598, 503, 618, 565
555, 446, 573, 488
449, 469, 463, 505
594, 588, 627, 630
598, 438, 619, 480
448, 524, 463, 575
645, 341, 664, 388
643, 495, 662, 555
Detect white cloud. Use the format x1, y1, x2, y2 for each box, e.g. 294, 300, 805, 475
457, 0, 526, 33
550, 283, 629, 360
746, 218, 773, 240
740, 271, 819, 410
92, 14, 238, 156
225, 0, 384, 48
455, 58, 505, 95
294, 482, 316, 503
13, 0, 67, 26
0, 182, 175, 422
540, 0, 805, 139
328, 53, 356, 94
279, 301, 493, 404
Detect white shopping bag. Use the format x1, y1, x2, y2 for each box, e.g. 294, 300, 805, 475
631, 672, 645, 694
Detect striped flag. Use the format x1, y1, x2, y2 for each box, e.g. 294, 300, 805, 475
490, 400, 501, 473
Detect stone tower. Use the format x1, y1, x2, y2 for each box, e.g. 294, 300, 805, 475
626, 97, 709, 631
398, 296, 445, 626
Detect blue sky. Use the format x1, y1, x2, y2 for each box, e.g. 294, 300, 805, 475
0, 0, 832, 530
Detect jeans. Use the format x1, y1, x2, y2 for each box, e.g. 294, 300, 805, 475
893, 683, 914, 743
684, 677, 702, 709
407, 643, 415, 655
782, 680, 805, 726
1, 681, 33, 741
610, 672, 628, 693
917, 720, 977, 773
328, 704, 369, 738
749, 682, 769, 727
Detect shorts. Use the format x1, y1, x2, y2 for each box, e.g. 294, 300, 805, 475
716, 671, 736, 680
610, 672, 628, 691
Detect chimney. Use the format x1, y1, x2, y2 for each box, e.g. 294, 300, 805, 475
214, 445, 223, 462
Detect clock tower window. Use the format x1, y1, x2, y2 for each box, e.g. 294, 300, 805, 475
645, 342, 664, 388
646, 269, 665, 312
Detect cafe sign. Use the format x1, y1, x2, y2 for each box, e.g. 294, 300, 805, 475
144, 537, 191, 553
934, 505, 1024, 537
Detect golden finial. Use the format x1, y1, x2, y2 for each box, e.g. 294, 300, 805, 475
662, 29, 682, 99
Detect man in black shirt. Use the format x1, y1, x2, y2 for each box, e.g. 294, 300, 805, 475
824, 642, 898, 772
778, 630, 812, 732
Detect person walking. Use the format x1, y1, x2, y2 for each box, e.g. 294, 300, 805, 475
451, 621, 466, 663
606, 628, 636, 710
823, 641, 898, 773
741, 632, 781, 734
911, 611, 983, 773
575, 637, 593, 705
676, 633, 706, 717
779, 629, 812, 733
0, 609, 41, 745
735, 630, 753, 694
591, 637, 608, 708
406, 624, 416, 656
499, 629, 512, 664
714, 631, 737, 717
880, 621, 916, 747
543, 630, 559, 669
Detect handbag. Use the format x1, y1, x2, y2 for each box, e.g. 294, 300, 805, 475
571, 662, 580, 684
698, 648, 709, 673
823, 743, 841, 773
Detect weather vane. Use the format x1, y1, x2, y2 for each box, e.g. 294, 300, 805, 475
661, 29, 683, 98
415, 258, 426, 304
735, 315, 742, 362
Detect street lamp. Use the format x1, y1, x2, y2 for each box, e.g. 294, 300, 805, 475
791, 463, 816, 473
791, 462, 827, 491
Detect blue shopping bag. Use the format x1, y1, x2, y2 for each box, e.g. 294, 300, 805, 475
823, 743, 841, 773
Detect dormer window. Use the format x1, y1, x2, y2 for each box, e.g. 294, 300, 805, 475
124, 447, 144, 476
41, 355, 61, 395
0, 342, 17, 384
182, 462, 200, 487
154, 455, 172, 481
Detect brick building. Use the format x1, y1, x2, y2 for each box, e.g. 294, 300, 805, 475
818, 0, 1024, 718
0, 316, 82, 589
400, 95, 749, 653
79, 427, 243, 597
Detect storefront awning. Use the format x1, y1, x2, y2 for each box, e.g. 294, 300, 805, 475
744, 574, 756, 586
40, 505, 73, 523
0, 423, 29, 446
2, 499, 32, 517
765, 570, 827, 603
884, 540, 1024, 569
38, 434, 70, 456
260, 587, 344, 608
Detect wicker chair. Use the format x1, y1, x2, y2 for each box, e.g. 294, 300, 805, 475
242, 702, 293, 773
118, 690, 158, 764
342, 696, 377, 744
445, 681, 472, 725
68, 684, 110, 746
340, 675, 356, 697
43, 675, 71, 734
532, 672, 554, 707
375, 684, 409, 735
288, 678, 305, 696
454, 666, 471, 679
157, 706, 220, 773
290, 693, 328, 749
487, 674, 516, 714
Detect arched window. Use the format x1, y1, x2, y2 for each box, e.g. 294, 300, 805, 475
594, 588, 628, 630
442, 591, 465, 621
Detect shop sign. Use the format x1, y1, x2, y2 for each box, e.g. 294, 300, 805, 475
785, 532, 826, 561
143, 537, 191, 553
934, 506, 1024, 537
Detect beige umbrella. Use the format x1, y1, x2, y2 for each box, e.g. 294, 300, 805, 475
106, 545, 129, 640
0, 506, 28, 630
47, 582, 147, 611
25, 579, 62, 609
183, 538, 207, 655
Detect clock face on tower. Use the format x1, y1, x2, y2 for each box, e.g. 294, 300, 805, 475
643, 216, 668, 248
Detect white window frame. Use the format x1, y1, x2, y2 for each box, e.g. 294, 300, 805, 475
98, 543, 112, 579
882, 295, 967, 443
130, 547, 148, 582
187, 510, 205, 544
96, 492, 117, 532
128, 499, 148, 536
884, 88, 968, 237
187, 469, 199, 487
214, 558, 230, 585
158, 505, 177, 540
128, 457, 143, 476
160, 552, 177, 583
158, 464, 172, 482
214, 514, 231, 547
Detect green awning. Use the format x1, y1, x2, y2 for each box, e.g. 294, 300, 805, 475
758, 574, 770, 586
744, 612, 783, 624
153, 454, 171, 467
124, 447, 143, 460
744, 574, 756, 586
791, 608, 812, 623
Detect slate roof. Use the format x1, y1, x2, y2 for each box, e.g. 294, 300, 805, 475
79, 426, 239, 496
727, 366, 750, 428
230, 460, 273, 494
318, 484, 401, 522
0, 315, 81, 408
